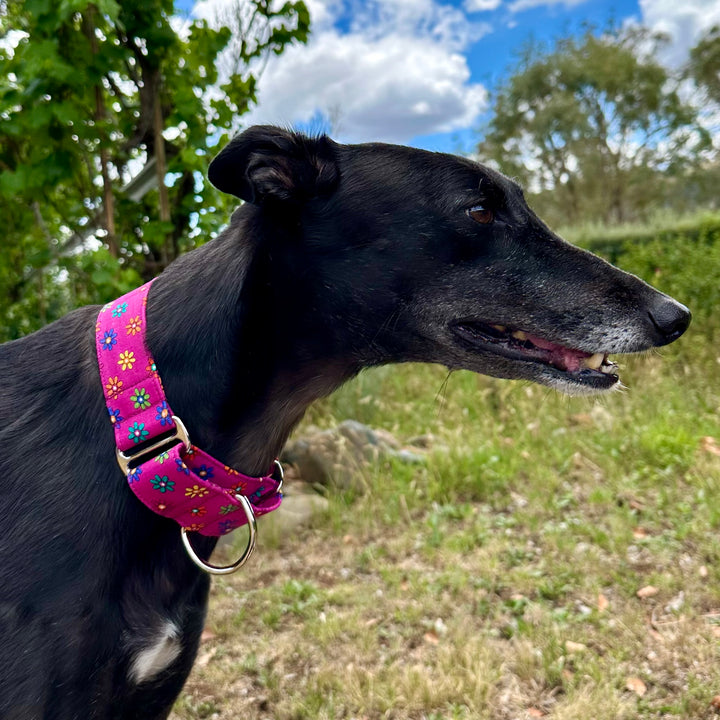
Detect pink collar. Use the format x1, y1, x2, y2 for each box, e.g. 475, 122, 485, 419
95, 280, 282, 556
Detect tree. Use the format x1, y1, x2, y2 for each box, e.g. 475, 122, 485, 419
680, 25, 720, 213
0, 0, 309, 340
688, 25, 720, 104
479, 27, 710, 227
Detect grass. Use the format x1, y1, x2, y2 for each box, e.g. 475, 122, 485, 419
170, 236, 720, 719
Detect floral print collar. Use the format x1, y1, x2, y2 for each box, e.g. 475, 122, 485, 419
95, 281, 283, 542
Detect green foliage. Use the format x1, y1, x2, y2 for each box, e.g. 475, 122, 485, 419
571, 214, 720, 332
0, 0, 309, 341
480, 26, 711, 227
688, 25, 720, 103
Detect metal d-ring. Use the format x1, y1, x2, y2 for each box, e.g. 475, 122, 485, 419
181, 493, 257, 575
272, 458, 284, 495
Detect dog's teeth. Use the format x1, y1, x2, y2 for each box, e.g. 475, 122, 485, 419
491, 324, 506, 332
597, 354, 617, 374
512, 330, 527, 341
584, 353, 604, 370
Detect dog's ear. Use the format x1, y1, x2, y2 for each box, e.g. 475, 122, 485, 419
208, 125, 339, 205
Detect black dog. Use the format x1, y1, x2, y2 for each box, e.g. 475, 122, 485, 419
0, 126, 689, 718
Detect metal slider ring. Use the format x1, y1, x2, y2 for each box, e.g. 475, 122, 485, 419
116, 415, 191, 474
181, 493, 257, 575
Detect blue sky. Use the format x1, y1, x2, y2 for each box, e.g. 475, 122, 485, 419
185, 0, 720, 153
412, 0, 641, 152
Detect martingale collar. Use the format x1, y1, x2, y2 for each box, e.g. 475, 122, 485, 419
95, 280, 282, 573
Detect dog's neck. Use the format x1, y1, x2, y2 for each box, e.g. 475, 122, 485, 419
145, 208, 357, 477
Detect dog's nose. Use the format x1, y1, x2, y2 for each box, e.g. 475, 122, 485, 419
648, 296, 691, 346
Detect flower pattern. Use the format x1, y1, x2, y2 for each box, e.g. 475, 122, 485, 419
96, 281, 282, 537
155, 401, 171, 426
219, 520, 237, 534
195, 464, 213, 480
248, 487, 265, 502
175, 458, 190, 475
117, 350, 135, 371
126, 316, 142, 335
185, 484, 209, 499
108, 407, 123, 427
128, 422, 148, 444
105, 376, 123, 399
102, 329, 118, 351
128, 466, 142, 484
151, 475, 175, 493
130, 388, 151, 409
112, 302, 128, 317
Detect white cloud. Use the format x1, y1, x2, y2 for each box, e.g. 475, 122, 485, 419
302, 0, 345, 30
508, 0, 589, 12
348, 0, 481, 50
464, 0, 502, 13
243, 33, 488, 142
639, 0, 720, 66
195, 0, 490, 144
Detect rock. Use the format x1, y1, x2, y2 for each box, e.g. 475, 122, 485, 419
636, 585, 659, 599
211, 420, 429, 553
407, 433, 432, 448
281, 419, 425, 490
664, 591, 684, 614
261, 488, 329, 535
565, 640, 588, 654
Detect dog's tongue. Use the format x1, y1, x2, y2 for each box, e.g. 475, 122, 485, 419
525, 333, 591, 372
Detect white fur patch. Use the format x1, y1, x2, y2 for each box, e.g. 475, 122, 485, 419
129, 621, 182, 684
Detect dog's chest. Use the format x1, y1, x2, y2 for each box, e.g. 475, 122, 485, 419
127, 620, 183, 684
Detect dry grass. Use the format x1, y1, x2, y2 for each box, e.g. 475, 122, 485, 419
171, 501, 720, 719
170, 342, 720, 720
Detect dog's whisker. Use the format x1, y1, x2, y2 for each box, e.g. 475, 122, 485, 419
434, 370, 453, 416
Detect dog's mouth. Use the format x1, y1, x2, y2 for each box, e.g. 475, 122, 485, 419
451, 320, 620, 389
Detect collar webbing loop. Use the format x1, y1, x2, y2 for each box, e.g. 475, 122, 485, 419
95, 280, 282, 539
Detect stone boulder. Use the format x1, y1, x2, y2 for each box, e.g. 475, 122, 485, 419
281, 419, 425, 491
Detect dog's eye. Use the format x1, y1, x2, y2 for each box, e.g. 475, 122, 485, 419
467, 205, 494, 224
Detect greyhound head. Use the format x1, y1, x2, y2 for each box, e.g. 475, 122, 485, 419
209, 126, 690, 397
